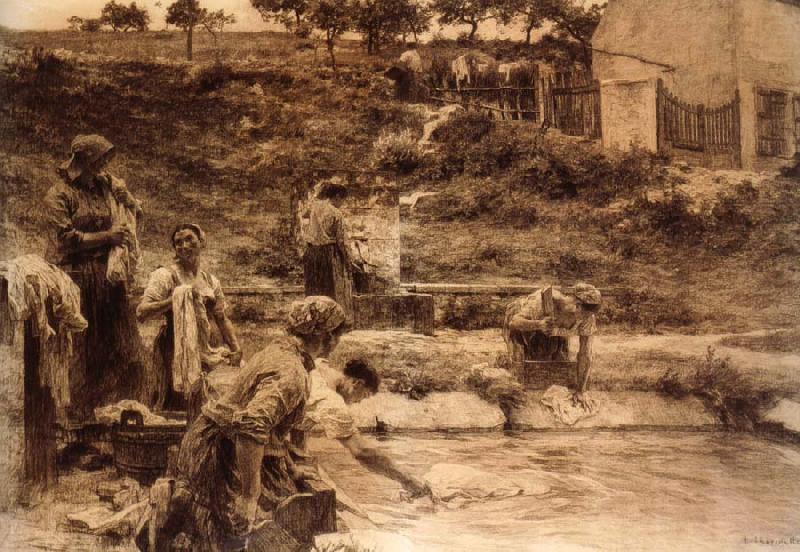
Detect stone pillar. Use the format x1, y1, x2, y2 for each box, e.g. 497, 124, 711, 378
0, 297, 25, 511
600, 78, 659, 152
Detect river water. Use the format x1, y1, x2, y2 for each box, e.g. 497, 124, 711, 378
312, 431, 800, 551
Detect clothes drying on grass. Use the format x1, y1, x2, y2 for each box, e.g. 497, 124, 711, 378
171, 284, 228, 394
540, 385, 596, 426
423, 463, 549, 509
0, 254, 87, 409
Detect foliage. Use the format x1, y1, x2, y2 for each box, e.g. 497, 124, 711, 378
202, 9, 237, 47
718, 329, 800, 354
372, 129, 422, 173
431, 0, 496, 39
499, 0, 545, 44
101, 1, 151, 32
306, 0, 356, 71
227, 218, 303, 282
165, 0, 207, 30
251, 0, 310, 33
537, 0, 605, 68
430, 109, 494, 144
600, 287, 702, 332
67, 16, 84, 31
355, 0, 420, 54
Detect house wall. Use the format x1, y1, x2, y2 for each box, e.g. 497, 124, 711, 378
735, 0, 800, 170
592, 0, 737, 106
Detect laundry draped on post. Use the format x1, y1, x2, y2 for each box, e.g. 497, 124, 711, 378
0, 254, 87, 409
170, 284, 227, 393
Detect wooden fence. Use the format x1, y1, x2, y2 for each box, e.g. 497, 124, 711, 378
657, 79, 742, 166
426, 65, 602, 138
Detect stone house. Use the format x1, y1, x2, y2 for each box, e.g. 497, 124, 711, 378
592, 0, 800, 171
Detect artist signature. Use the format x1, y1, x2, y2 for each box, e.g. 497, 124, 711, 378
743, 537, 800, 546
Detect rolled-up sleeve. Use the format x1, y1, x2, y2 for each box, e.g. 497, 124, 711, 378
44, 186, 82, 254
142, 267, 175, 304
231, 371, 305, 444
210, 274, 227, 317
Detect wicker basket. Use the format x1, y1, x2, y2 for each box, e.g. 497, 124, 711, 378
111, 410, 186, 485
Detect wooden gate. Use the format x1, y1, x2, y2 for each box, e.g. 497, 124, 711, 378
657, 79, 741, 167
550, 80, 602, 139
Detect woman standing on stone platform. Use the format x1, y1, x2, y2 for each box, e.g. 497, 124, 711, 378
301, 180, 355, 320
43, 134, 149, 419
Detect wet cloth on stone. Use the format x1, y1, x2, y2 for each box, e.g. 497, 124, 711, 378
423, 463, 549, 509
0, 254, 87, 409
106, 175, 142, 287
171, 284, 228, 394
540, 385, 596, 426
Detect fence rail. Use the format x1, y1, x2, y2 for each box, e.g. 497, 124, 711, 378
657, 79, 741, 166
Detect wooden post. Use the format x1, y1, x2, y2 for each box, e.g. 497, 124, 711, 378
657, 79, 666, 154
734, 89, 743, 168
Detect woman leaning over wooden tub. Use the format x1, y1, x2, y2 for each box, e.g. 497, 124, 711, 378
44, 134, 149, 420
136, 223, 242, 419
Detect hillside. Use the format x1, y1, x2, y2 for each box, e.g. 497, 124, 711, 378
1, 30, 798, 334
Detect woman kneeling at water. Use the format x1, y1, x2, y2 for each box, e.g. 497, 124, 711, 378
150, 296, 347, 551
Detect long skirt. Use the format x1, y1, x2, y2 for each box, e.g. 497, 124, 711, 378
156, 415, 298, 551
66, 257, 149, 420
303, 244, 353, 320
507, 330, 570, 363
150, 316, 206, 422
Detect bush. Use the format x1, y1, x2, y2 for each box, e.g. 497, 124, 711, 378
431, 110, 494, 144
227, 218, 302, 282
600, 287, 703, 331
195, 62, 235, 92
372, 129, 422, 174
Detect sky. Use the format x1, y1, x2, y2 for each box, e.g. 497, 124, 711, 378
0, 0, 562, 38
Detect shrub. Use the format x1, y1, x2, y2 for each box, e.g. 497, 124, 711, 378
372, 129, 422, 174
431, 110, 494, 144
600, 287, 703, 331
195, 62, 235, 92
227, 218, 302, 282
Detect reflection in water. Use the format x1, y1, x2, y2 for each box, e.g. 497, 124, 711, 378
313, 431, 800, 551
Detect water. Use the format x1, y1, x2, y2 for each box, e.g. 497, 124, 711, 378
312, 431, 800, 551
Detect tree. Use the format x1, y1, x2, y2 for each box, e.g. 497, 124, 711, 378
354, 0, 411, 54
166, 0, 208, 60
100, 1, 150, 31
67, 16, 84, 31
539, 0, 605, 68
202, 9, 237, 48
251, 0, 310, 34
81, 18, 104, 32
400, 1, 432, 43
431, 0, 495, 40
307, 0, 354, 72
499, 0, 545, 44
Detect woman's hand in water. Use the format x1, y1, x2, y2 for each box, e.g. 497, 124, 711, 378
402, 476, 433, 500
227, 349, 243, 367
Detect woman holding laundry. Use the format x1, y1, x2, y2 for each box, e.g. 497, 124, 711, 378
44, 134, 148, 420
137, 223, 241, 418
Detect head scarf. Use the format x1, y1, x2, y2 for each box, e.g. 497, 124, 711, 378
572, 283, 602, 306
287, 296, 346, 336
59, 135, 115, 182
171, 223, 207, 247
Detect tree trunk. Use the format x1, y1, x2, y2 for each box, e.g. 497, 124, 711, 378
327, 37, 337, 73
526, 23, 534, 44
187, 25, 193, 61
469, 21, 478, 40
